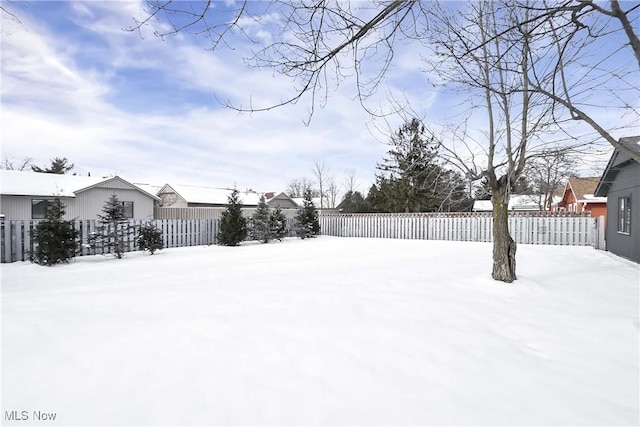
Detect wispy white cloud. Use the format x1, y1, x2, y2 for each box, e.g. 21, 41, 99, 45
2, 0, 631, 199
0, 1, 391, 194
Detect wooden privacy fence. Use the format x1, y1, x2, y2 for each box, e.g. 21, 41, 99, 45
1, 219, 216, 263
1, 213, 597, 263
320, 212, 595, 246
1, 217, 299, 263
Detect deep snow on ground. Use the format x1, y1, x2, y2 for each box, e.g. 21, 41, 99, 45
1, 237, 639, 426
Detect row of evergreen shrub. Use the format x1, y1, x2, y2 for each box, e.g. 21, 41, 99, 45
218, 189, 320, 246
31, 195, 163, 266
31, 189, 321, 265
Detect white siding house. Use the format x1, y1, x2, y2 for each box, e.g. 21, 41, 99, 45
0, 170, 160, 220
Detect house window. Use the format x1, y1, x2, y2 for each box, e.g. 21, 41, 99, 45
618, 196, 631, 234
31, 199, 56, 219
120, 201, 134, 219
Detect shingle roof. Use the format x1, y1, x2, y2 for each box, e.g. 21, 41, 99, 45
595, 136, 640, 197
618, 135, 640, 157
567, 177, 601, 201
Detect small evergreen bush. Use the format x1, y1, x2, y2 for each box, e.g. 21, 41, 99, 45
88, 194, 134, 258
31, 198, 78, 265
137, 223, 164, 254
218, 188, 247, 246
250, 196, 272, 243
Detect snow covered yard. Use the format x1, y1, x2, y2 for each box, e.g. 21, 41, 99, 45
2, 236, 638, 426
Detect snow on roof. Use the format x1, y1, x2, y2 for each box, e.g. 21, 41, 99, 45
165, 184, 262, 206
1, 170, 106, 197
474, 195, 546, 211
580, 194, 607, 203
508, 194, 543, 210
134, 183, 163, 197
472, 200, 493, 211
0, 170, 159, 200
291, 197, 322, 208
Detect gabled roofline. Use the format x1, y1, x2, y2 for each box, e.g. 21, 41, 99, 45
560, 180, 576, 205
595, 136, 640, 197
75, 176, 161, 201
267, 192, 298, 206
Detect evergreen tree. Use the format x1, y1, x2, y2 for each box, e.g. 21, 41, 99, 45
474, 177, 492, 200
375, 118, 440, 213
137, 223, 164, 254
89, 194, 134, 258
31, 157, 74, 174
338, 190, 370, 213
270, 206, 287, 241
250, 195, 271, 243
218, 188, 247, 246
295, 190, 320, 239
31, 198, 78, 265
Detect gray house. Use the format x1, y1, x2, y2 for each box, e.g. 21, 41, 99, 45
264, 192, 299, 210
594, 136, 640, 263
0, 170, 160, 221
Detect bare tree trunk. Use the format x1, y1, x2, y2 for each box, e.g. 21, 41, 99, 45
491, 180, 516, 283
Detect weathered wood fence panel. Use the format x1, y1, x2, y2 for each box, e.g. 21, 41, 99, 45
1, 216, 300, 263
319, 212, 594, 247
1, 213, 596, 263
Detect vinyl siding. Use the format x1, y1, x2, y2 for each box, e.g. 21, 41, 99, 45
1, 190, 155, 221
605, 161, 640, 263
267, 195, 298, 209
75, 188, 155, 220
1, 196, 75, 220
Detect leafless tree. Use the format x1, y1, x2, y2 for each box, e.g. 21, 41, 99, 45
130, 0, 638, 282
1, 156, 33, 171
312, 160, 328, 209
517, 0, 640, 162
420, 1, 569, 281
285, 177, 318, 198
326, 176, 339, 209
524, 149, 578, 210
343, 168, 359, 194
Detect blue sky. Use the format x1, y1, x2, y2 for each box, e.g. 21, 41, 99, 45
1, 1, 635, 198
1, 1, 401, 194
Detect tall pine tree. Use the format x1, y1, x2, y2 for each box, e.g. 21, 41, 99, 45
218, 188, 247, 246
31, 198, 78, 265
295, 190, 320, 239
376, 118, 439, 213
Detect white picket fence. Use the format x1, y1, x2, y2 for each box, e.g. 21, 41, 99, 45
320, 212, 596, 246
1, 212, 601, 263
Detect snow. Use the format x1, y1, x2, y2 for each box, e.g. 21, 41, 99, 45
162, 184, 262, 206
0, 170, 105, 197
0, 170, 159, 201
2, 237, 638, 425
581, 194, 608, 202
